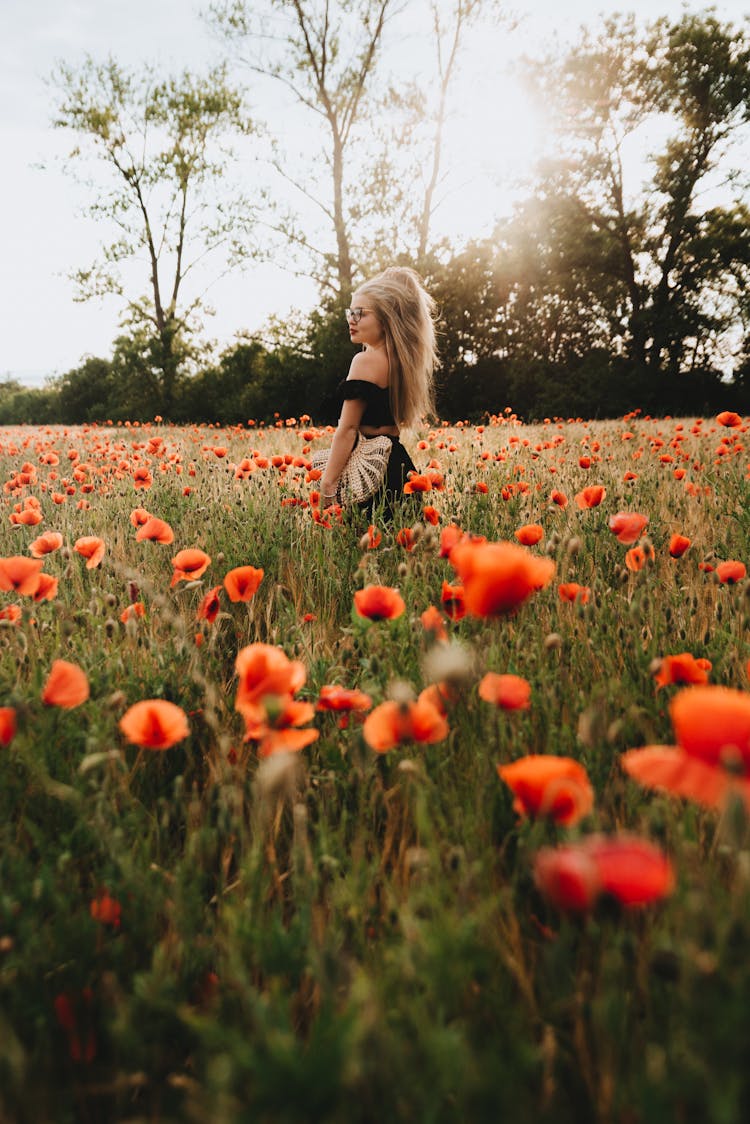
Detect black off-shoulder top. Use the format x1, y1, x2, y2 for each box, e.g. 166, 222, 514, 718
318, 378, 396, 427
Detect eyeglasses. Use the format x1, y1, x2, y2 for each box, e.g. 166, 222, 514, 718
344, 307, 372, 324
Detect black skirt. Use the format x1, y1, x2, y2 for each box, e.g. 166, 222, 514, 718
357, 434, 419, 524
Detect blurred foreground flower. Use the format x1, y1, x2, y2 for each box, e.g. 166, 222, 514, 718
0, 706, 16, 746
354, 584, 405, 621
621, 685, 750, 811
653, 653, 711, 689
479, 672, 531, 711
534, 835, 674, 912
497, 755, 593, 826
608, 512, 649, 544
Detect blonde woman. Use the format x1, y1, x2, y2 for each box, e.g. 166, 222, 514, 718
319, 266, 438, 520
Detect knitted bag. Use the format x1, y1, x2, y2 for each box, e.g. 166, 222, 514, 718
311, 433, 393, 504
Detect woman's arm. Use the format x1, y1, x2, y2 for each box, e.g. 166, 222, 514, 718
320, 397, 366, 499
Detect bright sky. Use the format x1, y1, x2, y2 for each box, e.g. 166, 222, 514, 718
2, 0, 746, 384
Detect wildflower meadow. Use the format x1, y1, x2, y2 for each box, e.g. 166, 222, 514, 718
1, 409, 750, 1122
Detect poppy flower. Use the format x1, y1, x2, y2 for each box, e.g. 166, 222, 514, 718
28, 531, 63, 558
449, 540, 555, 618
653, 653, 711, 689
534, 835, 674, 912
625, 545, 653, 572
242, 696, 319, 757
497, 755, 594, 826
669, 534, 691, 558
716, 411, 742, 427
129, 507, 152, 527
396, 528, 415, 551
363, 696, 449, 753
90, 890, 121, 929
235, 643, 307, 714
716, 560, 746, 584
514, 523, 544, 546
119, 699, 190, 750
120, 602, 146, 623
42, 660, 90, 708
74, 536, 106, 569
621, 685, 750, 811
0, 706, 16, 746
550, 490, 568, 508
558, 582, 590, 604
364, 524, 382, 549
32, 573, 59, 602
135, 517, 174, 544
196, 586, 222, 624
479, 672, 531, 711
0, 605, 22, 624
608, 512, 649, 544
420, 605, 448, 643
354, 585, 406, 621
440, 580, 466, 621
575, 485, 606, 509
0, 556, 43, 595
132, 467, 153, 489
170, 548, 211, 587
316, 684, 373, 713
403, 473, 432, 494
223, 565, 264, 603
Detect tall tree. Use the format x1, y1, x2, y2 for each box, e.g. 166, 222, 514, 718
526, 11, 750, 377
208, 0, 397, 300
51, 57, 255, 415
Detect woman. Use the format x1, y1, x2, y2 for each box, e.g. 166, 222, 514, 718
320, 266, 438, 521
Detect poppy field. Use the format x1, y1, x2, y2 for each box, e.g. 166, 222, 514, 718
1, 409, 750, 1122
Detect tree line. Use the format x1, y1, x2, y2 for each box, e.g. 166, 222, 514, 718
5, 3, 750, 425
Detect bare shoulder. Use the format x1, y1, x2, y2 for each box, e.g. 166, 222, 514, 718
347, 349, 388, 387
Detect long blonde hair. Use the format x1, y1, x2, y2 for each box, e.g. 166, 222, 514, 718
355, 266, 438, 427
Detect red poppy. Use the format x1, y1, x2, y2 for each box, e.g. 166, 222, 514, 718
404, 473, 432, 494
396, 528, 415, 551
74, 536, 106, 569
0, 706, 16, 746
653, 653, 711, 689
129, 507, 152, 527
625, 545, 654, 572
354, 585, 406, 621
119, 699, 190, 750
558, 582, 590, 604
135, 517, 175, 544
363, 696, 449, 753
534, 835, 674, 912
42, 660, 90, 708
621, 685, 750, 811
120, 602, 146, 623
608, 512, 649, 544
440, 580, 466, 621
449, 540, 555, 617
0, 605, 22, 624
669, 534, 691, 558
196, 586, 222, 623
170, 548, 211, 587
32, 573, 58, 602
716, 411, 742, 427
223, 565, 264, 603
423, 505, 440, 525
514, 523, 544, 546
479, 672, 531, 711
420, 605, 448, 643
497, 755, 593, 825
550, 490, 568, 508
0, 556, 43, 595
575, 485, 606, 509
716, 560, 746, 584
235, 643, 307, 714
316, 684, 373, 713
364, 524, 382, 549
90, 890, 121, 928
28, 531, 63, 558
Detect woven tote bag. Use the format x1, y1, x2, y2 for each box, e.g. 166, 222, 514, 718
311, 433, 393, 504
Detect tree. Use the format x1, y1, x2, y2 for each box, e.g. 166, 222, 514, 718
50, 57, 255, 416
208, 0, 397, 300
526, 11, 750, 379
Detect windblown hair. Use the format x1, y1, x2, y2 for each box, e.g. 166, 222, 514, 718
355, 266, 438, 427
